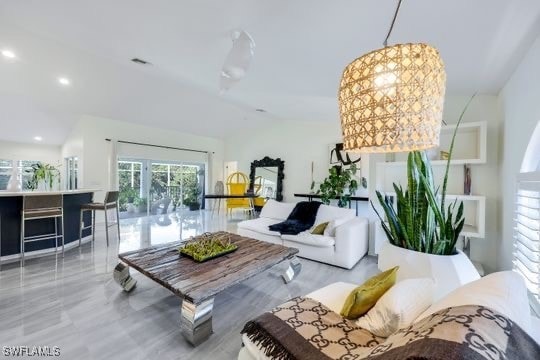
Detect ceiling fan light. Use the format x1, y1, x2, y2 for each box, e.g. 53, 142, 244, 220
338, 43, 446, 153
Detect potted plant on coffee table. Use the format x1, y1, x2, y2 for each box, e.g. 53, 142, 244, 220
373, 96, 480, 300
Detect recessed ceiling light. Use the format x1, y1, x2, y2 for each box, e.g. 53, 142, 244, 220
58, 77, 71, 86
1, 49, 16, 59
34, 136, 43, 141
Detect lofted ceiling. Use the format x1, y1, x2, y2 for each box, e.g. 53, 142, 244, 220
1, 0, 540, 145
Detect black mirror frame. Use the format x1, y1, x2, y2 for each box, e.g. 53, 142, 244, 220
249, 156, 285, 202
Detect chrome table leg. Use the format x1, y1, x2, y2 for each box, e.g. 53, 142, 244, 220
282, 256, 302, 283
180, 297, 214, 346
113, 263, 137, 292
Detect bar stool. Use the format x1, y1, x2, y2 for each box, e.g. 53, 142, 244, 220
79, 191, 120, 247
21, 194, 64, 266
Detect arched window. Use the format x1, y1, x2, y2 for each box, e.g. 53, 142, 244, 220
514, 121, 540, 312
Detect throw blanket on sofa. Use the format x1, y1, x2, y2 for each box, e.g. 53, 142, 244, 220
241, 297, 540, 360
268, 201, 322, 235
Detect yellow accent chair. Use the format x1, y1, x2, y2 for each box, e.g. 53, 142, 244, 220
226, 172, 252, 215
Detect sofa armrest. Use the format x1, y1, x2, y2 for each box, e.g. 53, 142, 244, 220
334, 217, 369, 268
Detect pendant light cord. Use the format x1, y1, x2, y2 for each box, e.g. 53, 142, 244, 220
383, 0, 404, 47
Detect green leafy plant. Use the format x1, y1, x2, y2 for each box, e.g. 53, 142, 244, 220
179, 232, 238, 262
373, 95, 475, 255
119, 187, 139, 211
134, 197, 147, 212
26, 162, 60, 190
184, 185, 202, 207
317, 164, 358, 207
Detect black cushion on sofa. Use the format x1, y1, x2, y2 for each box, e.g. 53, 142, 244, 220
268, 201, 322, 235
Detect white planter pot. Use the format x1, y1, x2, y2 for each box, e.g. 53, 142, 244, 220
378, 242, 480, 301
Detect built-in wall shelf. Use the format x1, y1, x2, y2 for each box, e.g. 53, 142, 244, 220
387, 121, 487, 165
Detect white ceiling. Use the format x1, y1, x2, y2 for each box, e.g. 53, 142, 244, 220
1, 0, 540, 145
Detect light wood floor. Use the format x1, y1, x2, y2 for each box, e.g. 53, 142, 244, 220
0, 211, 378, 360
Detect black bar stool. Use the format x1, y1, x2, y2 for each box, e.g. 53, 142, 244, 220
21, 194, 64, 266
79, 191, 120, 247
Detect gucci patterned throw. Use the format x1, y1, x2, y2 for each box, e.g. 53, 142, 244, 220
241, 297, 540, 360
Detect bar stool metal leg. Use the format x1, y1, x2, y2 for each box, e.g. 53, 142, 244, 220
55, 217, 58, 253
61, 212, 65, 256
92, 210, 96, 242
21, 215, 25, 266
104, 208, 109, 247
79, 209, 84, 246
116, 205, 120, 242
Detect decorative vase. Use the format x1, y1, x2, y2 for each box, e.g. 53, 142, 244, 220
464, 164, 471, 195
378, 242, 480, 301
6, 163, 22, 192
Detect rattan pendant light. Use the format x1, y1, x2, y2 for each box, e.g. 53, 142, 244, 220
338, 0, 446, 153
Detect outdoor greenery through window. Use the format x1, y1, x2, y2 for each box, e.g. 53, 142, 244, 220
0, 160, 41, 190
118, 159, 205, 217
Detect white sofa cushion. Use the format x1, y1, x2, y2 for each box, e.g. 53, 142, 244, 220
314, 204, 356, 225
281, 232, 335, 248
237, 217, 281, 236
356, 278, 434, 337
417, 271, 532, 334
259, 199, 295, 221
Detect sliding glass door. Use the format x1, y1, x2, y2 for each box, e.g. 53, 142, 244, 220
118, 158, 205, 218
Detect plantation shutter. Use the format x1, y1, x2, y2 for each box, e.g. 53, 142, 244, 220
513, 171, 540, 308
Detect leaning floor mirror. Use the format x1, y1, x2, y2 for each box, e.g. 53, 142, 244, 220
249, 157, 285, 206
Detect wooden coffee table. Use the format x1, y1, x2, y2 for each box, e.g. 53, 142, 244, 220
113, 232, 300, 346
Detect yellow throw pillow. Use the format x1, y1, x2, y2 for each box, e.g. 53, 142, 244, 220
311, 222, 329, 235
340, 266, 399, 319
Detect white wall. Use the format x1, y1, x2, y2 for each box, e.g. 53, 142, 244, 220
225, 95, 502, 272
0, 139, 61, 164
224, 121, 348, 202
73, 115, 225, 202
498, 33, 540, 270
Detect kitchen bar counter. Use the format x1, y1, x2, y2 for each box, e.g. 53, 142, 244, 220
0, 189, 98, 258
0, 189, 100, 197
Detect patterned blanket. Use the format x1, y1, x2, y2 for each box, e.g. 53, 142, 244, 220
241, 296, 540, 360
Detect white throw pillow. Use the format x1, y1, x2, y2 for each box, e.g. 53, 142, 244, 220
323, 217, 351, 237
416, 271, 532, 334
259, 200, 295, 221
356, 278, 434, 337
315, 204, 356, 224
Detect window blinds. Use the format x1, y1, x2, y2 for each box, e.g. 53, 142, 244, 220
513, 172, 540, 307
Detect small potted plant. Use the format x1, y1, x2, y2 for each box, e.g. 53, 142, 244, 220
26, 162, 60, 191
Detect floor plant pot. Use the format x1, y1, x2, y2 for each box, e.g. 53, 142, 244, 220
188, 203, 201, 211
378, 242, 480, 301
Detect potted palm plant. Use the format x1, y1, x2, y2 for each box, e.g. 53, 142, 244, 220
373, 96, 480, 300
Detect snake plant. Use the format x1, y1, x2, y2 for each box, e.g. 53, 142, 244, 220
373, 95, 475, 255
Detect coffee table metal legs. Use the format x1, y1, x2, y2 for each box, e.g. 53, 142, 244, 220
113, 263, 137, 292
181, 298, 214, 346
282, 256, 302, 283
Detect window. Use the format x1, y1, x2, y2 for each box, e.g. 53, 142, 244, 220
513, 171, 540, 313
0, 160, 11, 190
65, 157, 78, 190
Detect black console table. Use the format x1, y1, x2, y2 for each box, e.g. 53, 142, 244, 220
293, 193, 369, 215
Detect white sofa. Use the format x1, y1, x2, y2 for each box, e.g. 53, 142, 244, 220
239, 271, 540, 360
237, 200, 369, 269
